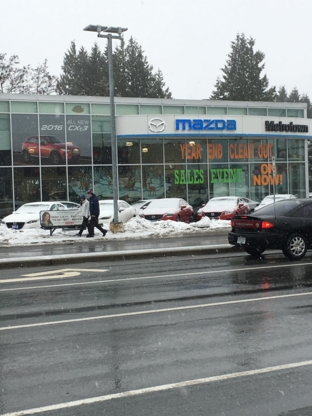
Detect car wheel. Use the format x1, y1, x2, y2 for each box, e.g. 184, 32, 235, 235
283, 233, 307, 260
176, 215, 181, 222
50, 151, 61, 165
244, 246, 265, 256
22, 150, 30, 163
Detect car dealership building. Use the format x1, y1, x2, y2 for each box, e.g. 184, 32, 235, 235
0, 93, 312, 218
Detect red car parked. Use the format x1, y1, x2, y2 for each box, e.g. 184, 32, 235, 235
140, 198, 194, 223
197, 196, 250, 220
22, 135, 80, 164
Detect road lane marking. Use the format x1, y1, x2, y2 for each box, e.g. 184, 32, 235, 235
0, 290, 311, 332
0, 268, 108, 284
2, 359, 312, 416
1, 261, 312, 291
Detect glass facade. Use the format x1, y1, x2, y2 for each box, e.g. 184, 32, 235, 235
0, 96, 309, 219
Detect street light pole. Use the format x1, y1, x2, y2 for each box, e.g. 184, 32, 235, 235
84, 25, 127, 227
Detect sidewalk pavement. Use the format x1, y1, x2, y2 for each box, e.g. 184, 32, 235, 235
0, 231, 240, 269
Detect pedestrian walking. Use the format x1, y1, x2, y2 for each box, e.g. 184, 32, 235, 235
74, 195, 90, 237
86, 189, 107, 238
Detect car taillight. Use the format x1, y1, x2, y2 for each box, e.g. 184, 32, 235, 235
261, 221, 274, 229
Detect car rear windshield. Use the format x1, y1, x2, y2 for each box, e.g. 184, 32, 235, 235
254, 199, 302, 216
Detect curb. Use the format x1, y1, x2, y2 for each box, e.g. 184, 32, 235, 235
0, 244, 241, 269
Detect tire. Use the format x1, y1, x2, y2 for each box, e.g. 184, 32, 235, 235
176, 215, 181, 222
50, 151, 61, 165
244, 246, 265, 256
283, 233, 307, 260
22, 150, 30, 163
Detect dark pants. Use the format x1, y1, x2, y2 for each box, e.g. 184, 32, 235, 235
88, 216, 107, 236
78, 216, 89, 236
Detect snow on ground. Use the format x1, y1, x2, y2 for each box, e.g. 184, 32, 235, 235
0, 217, 231, 246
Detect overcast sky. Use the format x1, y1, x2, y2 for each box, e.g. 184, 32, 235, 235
2, 0, 312, 100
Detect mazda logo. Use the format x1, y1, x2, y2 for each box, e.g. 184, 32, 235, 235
148, 118, 165, 133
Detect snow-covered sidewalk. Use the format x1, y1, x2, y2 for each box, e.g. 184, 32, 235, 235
0, 217, 231, 246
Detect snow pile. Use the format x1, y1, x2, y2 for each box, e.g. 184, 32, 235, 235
0, 216, 231, 246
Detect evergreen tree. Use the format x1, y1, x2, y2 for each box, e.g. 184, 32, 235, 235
58, 37, 172, 98
300, 94, 312, 119
288, 87, 300, 102
210, 33, 276, 101
57, 42, 81, 95
276, 86, 288, 102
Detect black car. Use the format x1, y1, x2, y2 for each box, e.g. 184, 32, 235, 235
228, 198, 312, 260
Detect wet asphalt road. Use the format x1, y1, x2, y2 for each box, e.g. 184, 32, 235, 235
2, 251, 312, 415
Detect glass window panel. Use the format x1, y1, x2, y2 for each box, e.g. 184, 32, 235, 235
94, 166, 113, 199
92, 133, 112, 164
206, 107, 227, 115
250, 162, 269, 201
116, 105, 139, 115
93, 133, 112, 164
228, 163, 249, 197
228, 138, 250, 163
248, 108, 267, 116
287, 109, 304, 118
14, 167, 40, 203
165, 138, 185, 164
207, 138, 228, 163
248, 138, 272, 163
119, 166, 141, 202
41, 167, 67, 201
141, 139, 163, 164
92, 116, 111, 133
91, 104, 110, 115
187, 165, 208, 208
288, 139, 304, 161
66, 115, 91, 165
183, 139, 207, 164
11, 101, 37, 113
0, 101, 9, 112
12, 114, 39, 165
228, 107, 247, 115
142, 165, 164, 199
268, 108, 286, 117
184, 106, 206, 115
39, 115, 67, 165
0, 115, 11, 166
165, 163, 187, 199
268, 138, 287, 161
0, 168, 13, 217
208, 163, 229, 198
288, 163, 305, 197
118, 139, 140, 164
139, 105, 162, 115
39, 102, 64, 114
68, 166, 93, 200
163, 106, 184, 114
65, 103, 90, 115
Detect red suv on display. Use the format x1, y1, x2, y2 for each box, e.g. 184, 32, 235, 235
22, 135, 80, 164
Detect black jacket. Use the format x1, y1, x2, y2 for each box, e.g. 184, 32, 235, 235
89, 193, 100, 216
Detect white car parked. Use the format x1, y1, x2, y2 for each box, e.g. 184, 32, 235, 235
99, 200, 136, 226
254, 194, 297, 211
0, 201, 69, 230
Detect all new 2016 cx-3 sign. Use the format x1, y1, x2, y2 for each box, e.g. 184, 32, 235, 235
175, 119, 236, 131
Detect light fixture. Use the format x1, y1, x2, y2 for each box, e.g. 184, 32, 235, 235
126, 141, 133, 147
189, 140, 195, 146
142, 146, 148, 153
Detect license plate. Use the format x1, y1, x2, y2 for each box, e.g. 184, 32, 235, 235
237, 236, 246, 244
12, 224, 19, 230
